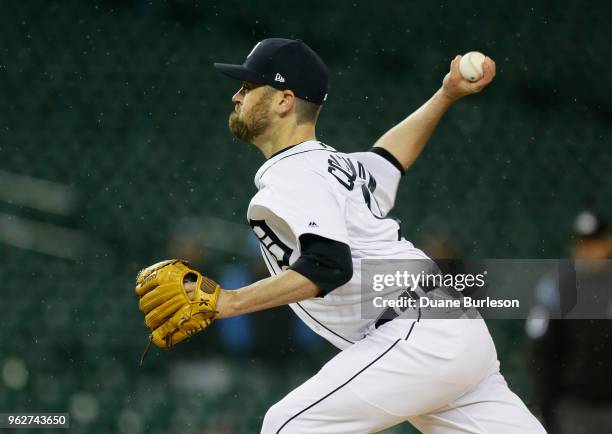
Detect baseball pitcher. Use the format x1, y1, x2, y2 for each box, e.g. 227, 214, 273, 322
135, 38, 546, 433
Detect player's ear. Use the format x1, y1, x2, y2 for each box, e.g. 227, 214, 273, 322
277, 89, 296, 116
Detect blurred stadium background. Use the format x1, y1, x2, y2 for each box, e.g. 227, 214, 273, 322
0, 1, 610, 433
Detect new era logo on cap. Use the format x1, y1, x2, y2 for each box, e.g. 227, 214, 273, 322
274, 73, 285, 83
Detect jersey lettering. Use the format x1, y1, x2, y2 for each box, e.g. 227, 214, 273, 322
249, 219, 293, 269
328, 155, 382, 216
327, 154, 357, 190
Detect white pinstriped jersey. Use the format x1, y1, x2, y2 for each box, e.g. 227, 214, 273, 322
247, 140, 429, 349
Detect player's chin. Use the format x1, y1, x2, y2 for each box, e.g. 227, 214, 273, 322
228, 113, 251, 142
228, 111, 238, 125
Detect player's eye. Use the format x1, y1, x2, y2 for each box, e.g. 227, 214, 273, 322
241, 82, 262, 93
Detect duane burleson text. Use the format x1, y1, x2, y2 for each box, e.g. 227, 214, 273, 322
373, 296, 519, 309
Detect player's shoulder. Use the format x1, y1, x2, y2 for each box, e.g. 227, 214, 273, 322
255, 140, 344, 187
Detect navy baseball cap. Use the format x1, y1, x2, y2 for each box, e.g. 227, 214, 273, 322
214, 38, 329, 104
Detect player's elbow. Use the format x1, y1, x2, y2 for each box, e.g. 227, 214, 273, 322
290, 234, 353, 296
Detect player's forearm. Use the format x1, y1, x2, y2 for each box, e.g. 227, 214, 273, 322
373, 88, 453, 171
215, 269, 319, 318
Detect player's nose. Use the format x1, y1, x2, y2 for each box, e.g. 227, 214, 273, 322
232, 89, 243, 103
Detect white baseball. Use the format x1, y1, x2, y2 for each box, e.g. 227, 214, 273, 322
459, 51, 486, 82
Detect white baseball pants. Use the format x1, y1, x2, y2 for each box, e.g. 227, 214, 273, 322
261, 317, 546, 433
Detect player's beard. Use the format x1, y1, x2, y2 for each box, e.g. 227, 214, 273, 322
228, 92, 272, 143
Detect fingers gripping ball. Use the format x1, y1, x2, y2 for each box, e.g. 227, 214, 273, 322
459, 51, 486, 82
135, 259, 221, 359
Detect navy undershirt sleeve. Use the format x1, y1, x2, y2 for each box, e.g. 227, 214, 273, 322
289, 233, 353, 296
369, 147, 405, 175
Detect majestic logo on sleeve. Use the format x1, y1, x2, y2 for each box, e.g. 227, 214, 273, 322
249, 219, 293, 270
